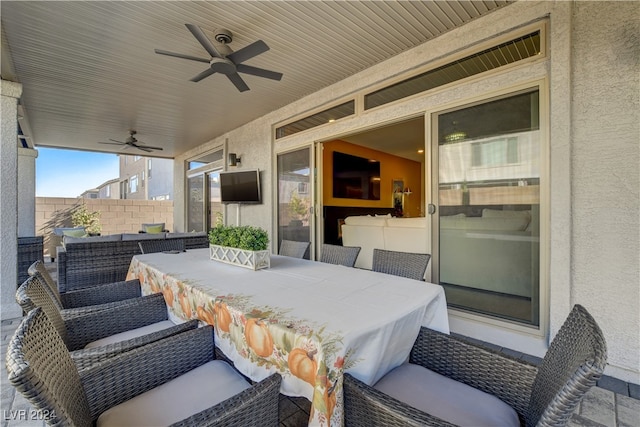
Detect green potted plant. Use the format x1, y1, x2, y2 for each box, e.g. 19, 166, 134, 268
71, 202, 102, 236
208, 224, 270, 270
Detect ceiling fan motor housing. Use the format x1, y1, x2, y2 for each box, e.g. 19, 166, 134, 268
210, 57, 236, 75
214, 28, 232, 44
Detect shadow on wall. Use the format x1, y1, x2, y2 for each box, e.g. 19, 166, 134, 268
39, 205, 76, 257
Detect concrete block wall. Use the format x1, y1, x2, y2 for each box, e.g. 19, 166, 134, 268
35, 197, 174, 256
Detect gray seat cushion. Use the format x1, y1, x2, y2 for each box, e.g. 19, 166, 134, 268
97, 360, 251, 427
84, 320, 176, 349
373, 363, 519, 427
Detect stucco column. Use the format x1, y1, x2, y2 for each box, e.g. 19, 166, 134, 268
1, 79, 23, 319
18, 147, 38, 237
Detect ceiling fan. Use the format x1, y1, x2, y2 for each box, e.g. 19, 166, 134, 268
98, 131, 163, 153
155, 24, 283, 92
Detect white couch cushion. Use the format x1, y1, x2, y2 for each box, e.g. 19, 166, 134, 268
385, 217, 427, 228
84, 320, 176, 349
344, 215, 388, 227
374, 363, 519, 427
97, 360, 251, 427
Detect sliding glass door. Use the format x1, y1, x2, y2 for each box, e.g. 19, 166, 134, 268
433, 88, 541, 326
277, 148, 313, 259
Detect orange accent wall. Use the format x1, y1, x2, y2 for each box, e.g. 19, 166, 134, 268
323, 140, 422, 216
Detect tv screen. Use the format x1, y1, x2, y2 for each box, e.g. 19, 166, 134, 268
220, 170, 262, 204
333, 151, 380, 200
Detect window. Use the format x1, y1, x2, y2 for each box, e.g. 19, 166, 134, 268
298, 182, 309, 194
276, 100, 355, 139
133, 155, 141, 162
121, 180, 128, 199
471, 137, 519, 167
365, 30, 542, 109
129, 175, 138, 193
148, 159, 152, 178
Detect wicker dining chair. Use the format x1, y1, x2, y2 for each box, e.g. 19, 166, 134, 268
279, 239, 310, 258
138, 238, 186, 254
27, 260, 142, 314
344, 304, 607, 427
16, 275, 198, 370
320, 244, 361, 267
372, 248, 430, 281
6, 308, 282, 427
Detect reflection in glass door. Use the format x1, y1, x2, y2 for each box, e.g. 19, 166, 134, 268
208, 171, 223, 228
433, 89, 541, 326
187, 175, 204, 232
277, 148, 312, 259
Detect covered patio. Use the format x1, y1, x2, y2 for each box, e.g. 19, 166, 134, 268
1, 1, 638, 425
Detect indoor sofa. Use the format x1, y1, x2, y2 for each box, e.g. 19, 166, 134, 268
341, 210, 538, 297
56, 232, 208, 292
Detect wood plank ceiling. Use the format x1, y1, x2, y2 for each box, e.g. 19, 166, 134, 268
1, 1, 512, 158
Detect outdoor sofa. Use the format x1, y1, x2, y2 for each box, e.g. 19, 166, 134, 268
56, 232, 208, 292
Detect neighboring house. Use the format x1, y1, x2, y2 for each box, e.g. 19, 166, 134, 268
96, 178, 120, 199
119, 155, 173, 200
79, 188, 99, 199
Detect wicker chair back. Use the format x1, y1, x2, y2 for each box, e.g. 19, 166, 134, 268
6, 308, 93, 426
372, 249, 430, 281
279, 240, 310, 258
320, 244, 361, 267
28, 260, 62, 305
527, 304, 607, 426
138, 238, 186, 254
16, 276, 68, 344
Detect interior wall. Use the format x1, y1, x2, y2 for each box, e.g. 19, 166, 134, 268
322, 140, 422, 216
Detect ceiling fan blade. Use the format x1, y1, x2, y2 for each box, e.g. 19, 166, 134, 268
185, 24, 222, 58
190, 67, 217, 83
135, 144, 164, 151
154, 49, 210, 64
134, 146, 153, 153
236, 64, 283, 81
227, 40, 269, 64
108, 139, 127, 144
98, 141, 126, 146
226, 73, 250, 92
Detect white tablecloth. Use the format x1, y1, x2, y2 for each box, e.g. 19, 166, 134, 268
128, 248, 449, 426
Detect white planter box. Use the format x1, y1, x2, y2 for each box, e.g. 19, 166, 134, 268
209, 244, 270, 270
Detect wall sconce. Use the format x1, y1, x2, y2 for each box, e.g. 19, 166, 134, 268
403, 188, 412, 196
228, 153, 241, 167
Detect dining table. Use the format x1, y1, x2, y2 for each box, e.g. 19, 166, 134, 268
126, 248, 449, 427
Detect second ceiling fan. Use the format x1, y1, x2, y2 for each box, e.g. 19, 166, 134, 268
155, 24, 283, 92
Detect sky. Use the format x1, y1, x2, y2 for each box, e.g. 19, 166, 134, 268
36, 147, 120, 198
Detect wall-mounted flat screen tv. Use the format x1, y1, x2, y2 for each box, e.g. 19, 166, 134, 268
333, 151, 381, 200
220, 169, 262, 204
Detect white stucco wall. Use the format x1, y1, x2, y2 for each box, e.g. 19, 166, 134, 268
1, 80, 23, 319
569, 1, 640, 382
175, 1, 640, 382
17, 147, 38, 237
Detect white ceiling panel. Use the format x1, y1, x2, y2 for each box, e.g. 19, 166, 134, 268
1, 1, 512, 158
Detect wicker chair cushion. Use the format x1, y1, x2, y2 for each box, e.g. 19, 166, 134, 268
373, 363, 519, 427
84, 320, 177, 349
96, 360, 251, 427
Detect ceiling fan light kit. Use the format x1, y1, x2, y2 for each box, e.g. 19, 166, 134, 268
155, 24, 283, 92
